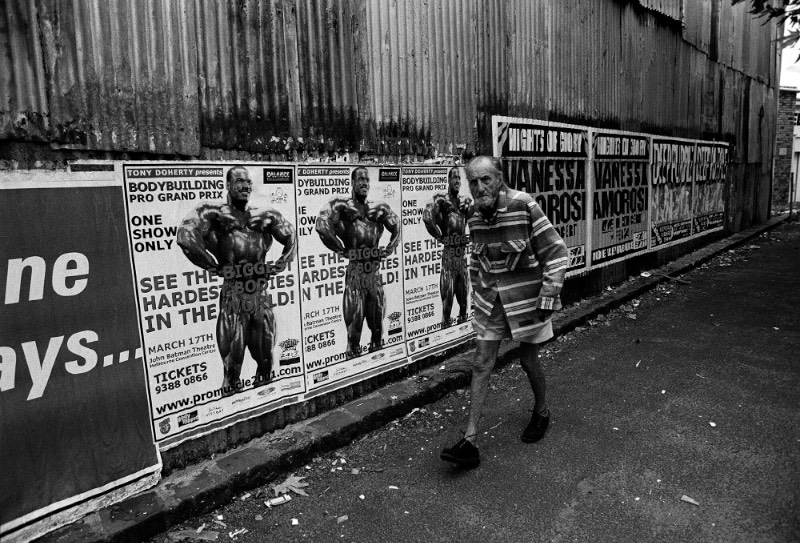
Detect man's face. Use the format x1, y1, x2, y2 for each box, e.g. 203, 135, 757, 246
228, 168, 252, 203
352, 168, 370, 201
466, 158, 503, 215
448, 169, 461, 196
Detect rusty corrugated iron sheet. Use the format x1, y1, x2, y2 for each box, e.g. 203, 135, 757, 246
0, 0, 781, 161
196, 0, 292, 153
362, 0, 477, 155
683, 0, 712, 54
0, 0, 48, 140
637, 0, 682, 21
37, 0, 200, 154
716, 0, 776, 82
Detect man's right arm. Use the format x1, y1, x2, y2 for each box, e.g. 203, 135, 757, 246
177, 204, 220, 272
315, 200, 346, 256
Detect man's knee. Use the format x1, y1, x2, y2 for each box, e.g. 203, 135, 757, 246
472, 341, 500, 373
471, 357, 494, 376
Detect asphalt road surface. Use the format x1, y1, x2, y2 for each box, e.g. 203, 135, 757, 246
150, 221, 799, 543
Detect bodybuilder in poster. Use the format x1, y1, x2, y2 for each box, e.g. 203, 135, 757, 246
177, 166, 297, 396
316, 167, 401, 357
423, 167, 471, 327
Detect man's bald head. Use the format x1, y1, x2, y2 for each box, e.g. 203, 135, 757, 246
351, 166, 370, 203
465, 156, 505, 217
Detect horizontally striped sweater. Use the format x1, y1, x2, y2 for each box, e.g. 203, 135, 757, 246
468, 187, 568, 339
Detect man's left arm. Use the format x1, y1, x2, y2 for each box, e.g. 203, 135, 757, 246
252, 207, 297, 271
527, 201, 568, 319
374, 203, 401, 256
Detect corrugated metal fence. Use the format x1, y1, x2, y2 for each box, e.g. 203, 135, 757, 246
0, 1, 779, 170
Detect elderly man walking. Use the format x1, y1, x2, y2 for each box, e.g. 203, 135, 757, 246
440, 156, 568, 468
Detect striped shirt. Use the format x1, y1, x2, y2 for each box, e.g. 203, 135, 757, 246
468, 188, 568, 339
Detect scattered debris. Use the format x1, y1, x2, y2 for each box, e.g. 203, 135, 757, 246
351, 468, 361, 475
681, 495, 700, 506
652, 272, 690, 285
636, 360, 641, 368
273, 475, 309, 497
239, 493, 250, 501
265, 495, 292, 507
696, 374, 707, 379
211, 519, 226, 529
167, 530, 219, 541
196, 523, 206, 533
337, 515, 349, 524
254, 515, 263, 521
228, 528, 248, 539
709, 422, 717, 427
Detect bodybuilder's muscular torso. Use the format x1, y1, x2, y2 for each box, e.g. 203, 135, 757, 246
434, 196, 469, 256
192, 204, 277, 270
336, 203, 384, 251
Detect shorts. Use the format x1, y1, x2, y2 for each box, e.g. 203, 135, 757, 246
474, 296, 553, 344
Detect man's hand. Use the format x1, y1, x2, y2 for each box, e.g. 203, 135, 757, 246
379, 246, 393, 259
535, 308, 553, 322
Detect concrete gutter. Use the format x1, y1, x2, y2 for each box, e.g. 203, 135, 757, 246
40, 215, 789, 543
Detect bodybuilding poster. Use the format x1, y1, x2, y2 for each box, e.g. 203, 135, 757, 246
492, 117, 589, 276
650, 139, 695, 248
295, 165, 406, 396
122, 163, 305, 446
590, 131, 650, 266
0, 172, 160, 541
692, 142, 728, 236
401, 166, 474, 360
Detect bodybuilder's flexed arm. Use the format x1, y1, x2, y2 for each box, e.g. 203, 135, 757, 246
249, 206, 297, 269
423, 194, 448, 241
177, 203, 223, 273
369, 202, 401, 256
315, 199, 348, 256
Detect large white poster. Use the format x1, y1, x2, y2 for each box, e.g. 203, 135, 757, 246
122, 163, 304, 446
403, 166, 474, 360
295, 166, 407, 396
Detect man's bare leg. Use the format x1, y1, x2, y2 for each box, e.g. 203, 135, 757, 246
343, 268, 364, 357
440, 268, 454, 327
464, 339, 502, 444
217, 305, 245, 396
454, 267, 468, 323
519, 341, 547, 415
519, 340, 551, 443
365, 277, 385, 351
249, 306, 275, 387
